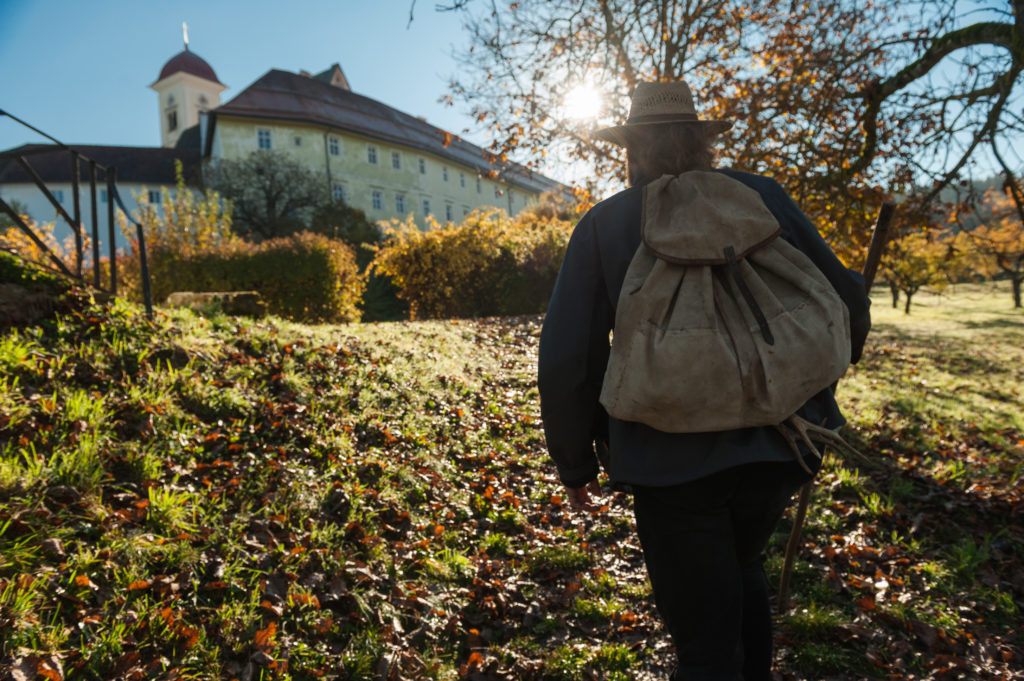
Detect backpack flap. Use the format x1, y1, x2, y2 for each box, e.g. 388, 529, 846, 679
642, 171, 780, 263
600, 172, 851, 433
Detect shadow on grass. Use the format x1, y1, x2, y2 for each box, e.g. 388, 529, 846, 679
769, 420, 1023, 679
958, 318, 1024, 330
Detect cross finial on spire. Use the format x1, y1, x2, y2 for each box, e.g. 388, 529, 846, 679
183, 22, 190, 50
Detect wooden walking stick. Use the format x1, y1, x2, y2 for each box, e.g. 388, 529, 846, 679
776, 200, 896, 612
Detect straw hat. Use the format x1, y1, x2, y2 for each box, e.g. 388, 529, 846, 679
593, 81, 732, 146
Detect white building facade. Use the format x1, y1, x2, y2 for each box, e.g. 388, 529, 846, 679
0, 46, 564, 257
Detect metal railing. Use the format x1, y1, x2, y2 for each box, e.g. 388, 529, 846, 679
0, 109, 153, 318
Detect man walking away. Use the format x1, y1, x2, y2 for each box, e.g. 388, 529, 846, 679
537, 81, 871, 681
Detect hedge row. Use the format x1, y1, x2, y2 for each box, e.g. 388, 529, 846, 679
371, 209, 573, 319
122, 231, 364, 323
119, 206, 573, 323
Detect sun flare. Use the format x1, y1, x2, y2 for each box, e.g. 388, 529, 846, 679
563, 83, 604, 120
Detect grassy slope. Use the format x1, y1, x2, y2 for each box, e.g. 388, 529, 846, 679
0, 281, 1021, 680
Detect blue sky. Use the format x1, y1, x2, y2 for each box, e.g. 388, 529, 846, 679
1, 0, 1016, 187
0, 0, 478, 151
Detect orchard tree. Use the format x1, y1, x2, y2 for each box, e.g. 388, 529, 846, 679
426, 0, 1023, 263
207, 151, 328, 241
883, 229, 967, 314
966, 185, 1024, 307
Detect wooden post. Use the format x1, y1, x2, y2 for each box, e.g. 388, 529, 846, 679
776, 200, 896, 612
107, 168, 117, 295
71, 152, 83, 277
90, 161, 101, 288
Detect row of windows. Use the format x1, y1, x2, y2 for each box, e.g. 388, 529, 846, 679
255, 129, 514, 200
49, 188, 123, 204
367, 188, 467, 221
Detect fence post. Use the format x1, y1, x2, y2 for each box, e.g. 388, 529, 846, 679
136, 219, 153, 319
71, 152, 82, 277
90, 161, 100, 288
107, 167, 117, 295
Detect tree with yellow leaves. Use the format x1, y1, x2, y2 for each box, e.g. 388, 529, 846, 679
0, 202, 85, 275
123, 160, 234, 259
965, 185, 1024, 308
117, 160, 234, 300
429, 0, 1021, 264
883, 229, 967, 314
371, 208, 573, 319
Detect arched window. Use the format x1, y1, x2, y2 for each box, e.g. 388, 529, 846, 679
167, 110, 178, 132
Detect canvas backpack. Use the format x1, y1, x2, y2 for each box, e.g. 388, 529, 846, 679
599, 171, 852, 433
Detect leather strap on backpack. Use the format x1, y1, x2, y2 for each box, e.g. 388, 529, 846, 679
723, 246, 774, 345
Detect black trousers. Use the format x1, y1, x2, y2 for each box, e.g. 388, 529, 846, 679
632, 460, 812, 681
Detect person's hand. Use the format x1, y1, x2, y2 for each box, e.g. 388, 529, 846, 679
565, 479, 602, 512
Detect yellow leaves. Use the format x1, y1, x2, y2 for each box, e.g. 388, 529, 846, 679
121, 160, 233, 261
0, 218, 79, 270
371, 209, 573, 319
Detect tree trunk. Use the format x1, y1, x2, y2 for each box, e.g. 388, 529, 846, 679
1014, 276, 1022, 308
904, 291, 914, 314
890, 282, 899, 308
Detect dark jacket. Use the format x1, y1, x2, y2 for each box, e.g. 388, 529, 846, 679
537, 169, 871, 488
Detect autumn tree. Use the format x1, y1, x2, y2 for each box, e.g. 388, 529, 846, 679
115, 161, 235, 301
965, 185, 1024, 307
882, 228, 968, 314
127, 161, 234, 257
0, 199, 29, 232
206, 151, 328, 241
429, 0, 1023, 263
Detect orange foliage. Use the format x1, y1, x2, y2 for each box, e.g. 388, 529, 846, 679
966, 187, 1024, 307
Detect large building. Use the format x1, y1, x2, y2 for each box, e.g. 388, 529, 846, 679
0, 45, 563, 251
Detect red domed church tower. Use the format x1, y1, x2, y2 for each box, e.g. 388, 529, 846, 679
150, 25, 226, 148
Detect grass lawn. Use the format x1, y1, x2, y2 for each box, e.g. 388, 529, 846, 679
0, 274, 1021, 680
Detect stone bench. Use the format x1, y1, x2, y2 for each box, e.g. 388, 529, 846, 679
166, 291, 266, 317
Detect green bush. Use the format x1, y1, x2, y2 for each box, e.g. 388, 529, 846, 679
127, 231, 364, 323
371, 209, 573, 319
0, 251, 66, 292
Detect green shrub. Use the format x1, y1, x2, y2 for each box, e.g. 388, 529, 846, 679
371, 209, 573, 319
0, 251, 66, 292
156, 232, 364, 323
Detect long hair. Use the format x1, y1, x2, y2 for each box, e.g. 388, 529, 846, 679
625, 123, 717, 186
